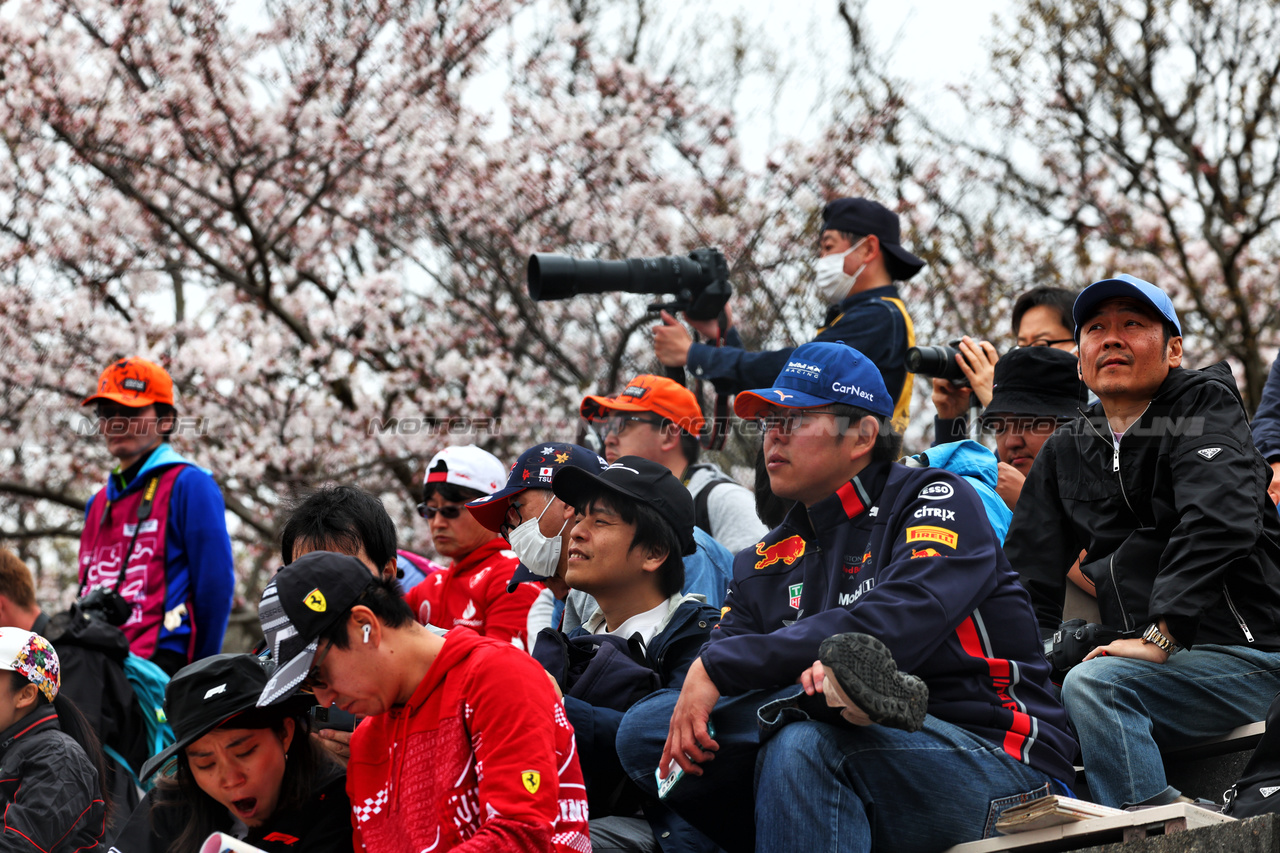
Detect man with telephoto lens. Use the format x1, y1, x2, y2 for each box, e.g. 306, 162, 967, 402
651, 197, 923, 431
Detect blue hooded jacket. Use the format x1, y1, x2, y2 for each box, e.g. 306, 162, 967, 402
906, 440, 1013, 543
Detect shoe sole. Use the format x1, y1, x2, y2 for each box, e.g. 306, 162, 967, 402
818, 632, 929, 732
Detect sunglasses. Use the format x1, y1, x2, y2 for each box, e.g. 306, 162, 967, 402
302, 638, 334, 692
416, 503, 465, 520
95, 403, 154, 420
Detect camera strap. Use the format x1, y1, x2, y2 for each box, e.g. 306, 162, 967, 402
81, 475, 161, 599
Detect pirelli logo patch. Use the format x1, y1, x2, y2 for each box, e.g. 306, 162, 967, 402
905, 526, 958, 549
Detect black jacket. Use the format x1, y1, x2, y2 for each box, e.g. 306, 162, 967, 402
108, 760, 351, 853
0, 705, 106, 853
1005, 362, 1280, 649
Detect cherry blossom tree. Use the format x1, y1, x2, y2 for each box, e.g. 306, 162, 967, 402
0, 0, 886, 610
959, 0, 1280, 408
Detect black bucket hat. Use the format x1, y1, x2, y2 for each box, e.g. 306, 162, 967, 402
982, 346, 1087, 424
140, 653, 309, 781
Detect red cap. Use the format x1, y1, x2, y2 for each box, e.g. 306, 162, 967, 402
580, 375, 705, 434
82, 357, 175, 408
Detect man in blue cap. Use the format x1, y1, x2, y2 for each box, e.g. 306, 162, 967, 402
1005, 274, 1280, 809
616, 341, 1076, 852
651, 197, 923, 431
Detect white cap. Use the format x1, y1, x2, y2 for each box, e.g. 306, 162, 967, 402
423, 444, 507, 495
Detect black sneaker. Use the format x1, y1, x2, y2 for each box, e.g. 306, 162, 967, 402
818, 632, 929, 732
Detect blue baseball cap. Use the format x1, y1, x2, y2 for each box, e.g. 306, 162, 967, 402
466, 442, 607, 532
1072, 274, 1181, 341
733, 341, 893, 420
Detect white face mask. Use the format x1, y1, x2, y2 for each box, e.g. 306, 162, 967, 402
506, 496, 568, 578
813, 238, 867, 304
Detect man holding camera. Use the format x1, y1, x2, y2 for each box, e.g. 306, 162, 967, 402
78, 357, 234, 675
651, 197, 923, 431
931, 286, 1078, 445
617, 342, 1076, 852
1004, 275, 1280, 808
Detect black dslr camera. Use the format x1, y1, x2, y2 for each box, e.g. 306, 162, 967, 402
1044, 619, 1130, 680
73, 586, 133, 627
527, 248, 732, 322
905, 339, 996, 388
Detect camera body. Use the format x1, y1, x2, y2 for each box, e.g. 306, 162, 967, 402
527, 247, 732, 322
1044, 618, 1130, 679
73, 586, 133, 627
905, 339, 983, 386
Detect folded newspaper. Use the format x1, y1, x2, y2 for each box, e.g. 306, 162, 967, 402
995, 795, 1125, 833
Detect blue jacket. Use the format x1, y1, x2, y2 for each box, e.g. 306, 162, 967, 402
686, 527, 733, 608
907, 440, 1013, 543
1253, 358, 1280, 462
685, 285, 911, 407
702, 461, 1077, 783
84, 444, 235, 662
560, 596, 719, 813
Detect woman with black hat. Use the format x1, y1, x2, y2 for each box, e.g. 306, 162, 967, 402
109, 654, 351, 853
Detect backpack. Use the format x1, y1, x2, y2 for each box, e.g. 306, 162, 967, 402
122, 653, 175, 775
531, 628, 661, 712
1223, 691, 1280, 818
689, 466, 735, 536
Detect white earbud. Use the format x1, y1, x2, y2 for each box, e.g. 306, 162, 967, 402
362, 623, 371, 644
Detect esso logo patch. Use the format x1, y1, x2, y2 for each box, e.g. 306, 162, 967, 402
918, 482, 954, 501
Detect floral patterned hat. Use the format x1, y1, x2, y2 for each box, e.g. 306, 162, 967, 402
0, 629, 60, 703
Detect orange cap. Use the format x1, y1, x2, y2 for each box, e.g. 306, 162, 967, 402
82, 357, 175, 408
580, 374, 705, 434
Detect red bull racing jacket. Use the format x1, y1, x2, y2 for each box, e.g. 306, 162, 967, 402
702, 461, 1078, 783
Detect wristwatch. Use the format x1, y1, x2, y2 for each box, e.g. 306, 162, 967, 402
1141, 623, 1179, 655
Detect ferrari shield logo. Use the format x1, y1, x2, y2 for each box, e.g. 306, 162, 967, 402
304, 589, 327, 612
522, 770, 541, 794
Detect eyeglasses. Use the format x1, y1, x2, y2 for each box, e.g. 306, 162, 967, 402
1016, 338, 1075, 349
596, 414, 664, 437
756, 409, 841, 435
303, 638, 334, 692
501, 493, 552, 539
416, 503, 464, 520
95, 403, 153, 420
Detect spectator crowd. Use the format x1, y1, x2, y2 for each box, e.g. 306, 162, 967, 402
4, 196, 1280, 853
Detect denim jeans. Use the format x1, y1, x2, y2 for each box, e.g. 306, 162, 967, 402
617, 686, 799, 852
1061, 643, 1280, 807
617, 686, 1062, 853
754, 710, 1063, 853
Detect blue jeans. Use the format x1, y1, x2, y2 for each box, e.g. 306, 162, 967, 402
617, 686, 798, 852
617, 687, 1062, 852
1061, 643, 1280, 807
755, 712, 1063, 853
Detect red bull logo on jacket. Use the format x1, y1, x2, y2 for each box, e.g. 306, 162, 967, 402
754, 535, 806, 570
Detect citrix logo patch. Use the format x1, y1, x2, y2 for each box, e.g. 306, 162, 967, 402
913, 506, 956, 522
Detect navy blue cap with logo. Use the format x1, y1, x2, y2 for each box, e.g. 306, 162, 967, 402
462, 443, 608, 592
733, 341, 894, 421
1072, 273, 1181, 342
